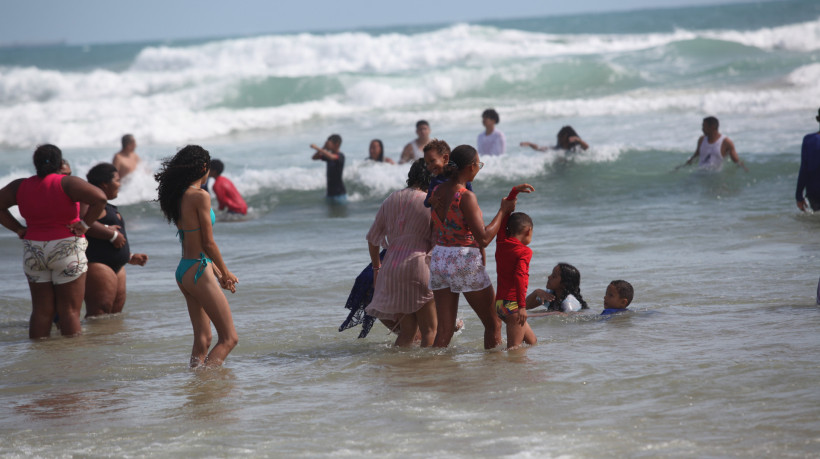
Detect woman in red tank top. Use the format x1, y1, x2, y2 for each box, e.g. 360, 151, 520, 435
0, 145, 106, 338
429, 144, 516, 349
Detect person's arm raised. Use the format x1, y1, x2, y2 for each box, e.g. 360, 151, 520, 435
569, 136, 589, 151
460, 191, 516, 248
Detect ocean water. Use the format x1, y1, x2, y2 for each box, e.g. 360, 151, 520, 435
1, 1, 820, 457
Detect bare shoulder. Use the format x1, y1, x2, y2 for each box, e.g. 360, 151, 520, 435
0, 178, 24, 202
189, 187, 211, 204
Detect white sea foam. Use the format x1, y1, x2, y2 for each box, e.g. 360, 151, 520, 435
0, 19, 818, 149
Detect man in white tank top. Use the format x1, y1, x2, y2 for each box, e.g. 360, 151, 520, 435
399, 120, 430, 164
680, 116, 748, 172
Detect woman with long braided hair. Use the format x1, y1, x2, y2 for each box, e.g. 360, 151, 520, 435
155, 145, 238, 367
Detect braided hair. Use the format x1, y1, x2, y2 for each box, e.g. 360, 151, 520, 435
547, 262, 589, 311
154, 145, 210, 226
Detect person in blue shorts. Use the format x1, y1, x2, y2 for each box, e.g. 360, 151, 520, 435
601, 280, 634, 315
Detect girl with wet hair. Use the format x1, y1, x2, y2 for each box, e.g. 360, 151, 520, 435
155, 145, 239, 367
526, 262, 589, 312
520, 125, 589, 152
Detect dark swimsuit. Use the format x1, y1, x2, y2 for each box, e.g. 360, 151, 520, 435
86, 203, 131, 273
175, 208, 215, 284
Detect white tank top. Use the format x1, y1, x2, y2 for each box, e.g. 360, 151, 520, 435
408, 140, 423, 160
698, 135, 725, 169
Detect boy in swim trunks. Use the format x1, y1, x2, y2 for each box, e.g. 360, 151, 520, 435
494, 188, 537, 349
601, 280, 634, 315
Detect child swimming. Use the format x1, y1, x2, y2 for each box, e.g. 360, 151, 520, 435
601, 280, 634, 315
526, 262, 589, 313
494, 194, 537, 350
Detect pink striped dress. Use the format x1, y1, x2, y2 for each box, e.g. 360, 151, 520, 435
365, 187, 434, 321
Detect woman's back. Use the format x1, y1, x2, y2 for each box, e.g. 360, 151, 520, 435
18, 174, 78, 241
371, 188, 431, 251
431, 183, 478, 248
176, 188, 214, 258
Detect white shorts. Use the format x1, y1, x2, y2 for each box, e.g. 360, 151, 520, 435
429, 245, 491, 293
23, 237, 88, 285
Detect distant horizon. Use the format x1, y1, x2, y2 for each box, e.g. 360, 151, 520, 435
0, 0, 760, 47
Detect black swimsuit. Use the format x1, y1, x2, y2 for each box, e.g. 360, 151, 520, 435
86, 203, 131, 273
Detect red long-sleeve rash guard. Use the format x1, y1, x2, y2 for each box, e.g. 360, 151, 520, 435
495, 189, 531, 307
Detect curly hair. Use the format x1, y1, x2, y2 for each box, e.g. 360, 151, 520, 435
548, 262, 589, 311
422, 138, 450, 157
154, 145, 211, 225
33, 144, 62, 178
406, 158, 431, 190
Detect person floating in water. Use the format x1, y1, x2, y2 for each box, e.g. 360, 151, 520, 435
521, 125, 589, 152
526, 262, 589, 314
796, 107, 820, 212
601, 280, 634, 315
209, 159, 247, 216
678, 116, 748, 172
112, 134, 141, 179
311, 134, 347, 204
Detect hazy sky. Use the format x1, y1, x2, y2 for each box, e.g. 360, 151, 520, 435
2, 0, 751, 45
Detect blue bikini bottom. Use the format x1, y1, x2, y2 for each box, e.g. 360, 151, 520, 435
175, 253, 213, 284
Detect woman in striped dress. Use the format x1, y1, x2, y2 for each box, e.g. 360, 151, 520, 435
365, 159, 436, 346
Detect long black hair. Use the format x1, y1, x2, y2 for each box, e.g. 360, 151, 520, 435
369, 139, 385, 162
556, 126, 580, 149
154, 145, 210, 226
443, 144, 477, 179
548, 262, 589, 311
33, 144, 62, 178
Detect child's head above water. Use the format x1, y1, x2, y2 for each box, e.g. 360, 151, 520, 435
423, 139, 451, 176
546, 262, 588, 310
507, 212, 533, 246
604, 280, 633, 310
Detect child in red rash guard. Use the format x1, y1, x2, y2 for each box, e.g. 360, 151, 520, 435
209, 159, 247, 215
494, 184, 536, 350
